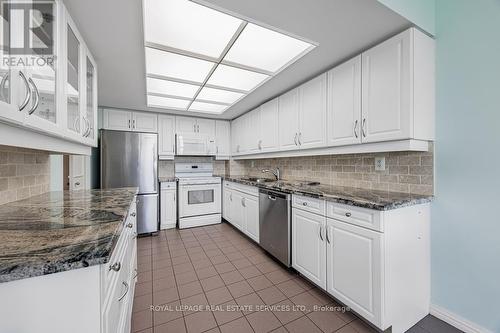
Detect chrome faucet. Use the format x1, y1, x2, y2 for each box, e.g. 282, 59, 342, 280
262, 167, 281, 181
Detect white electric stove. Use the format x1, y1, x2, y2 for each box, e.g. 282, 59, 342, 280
175, 163, 221, 229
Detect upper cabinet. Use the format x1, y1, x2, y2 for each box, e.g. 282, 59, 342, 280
176, 116, 215, 138
361, 28, 435, 142
158, 115, 175, 160
232, 27, 434, 158
0, 0, 98, 153
215, 120, 230, 160
327, 56, 362, 146
102, 109, 157, 133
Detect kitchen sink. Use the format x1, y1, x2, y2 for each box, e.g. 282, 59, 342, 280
241, 177, 275, 183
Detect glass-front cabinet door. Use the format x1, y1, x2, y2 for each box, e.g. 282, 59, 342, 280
83, 54, 97, 142
66, 23, 80, 135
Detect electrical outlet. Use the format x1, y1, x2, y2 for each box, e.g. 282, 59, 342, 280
375, 156, 385, 171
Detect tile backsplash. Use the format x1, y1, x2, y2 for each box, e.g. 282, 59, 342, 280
228, 145, 434, 195
0, 146, 50, 205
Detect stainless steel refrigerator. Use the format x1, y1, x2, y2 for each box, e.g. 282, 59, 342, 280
101, 130, 158, 234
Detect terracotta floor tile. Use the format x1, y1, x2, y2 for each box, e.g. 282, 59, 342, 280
175, 270, 199, 286
212, 300, 244, 326
219, 317, 254, 333
153, 301, 182, 326
272, 299, 305, 325
200, 275, 225, 292
307, 310, 346, 332
153, 287, 179, 305
234, 292, 265, 315
238, 265, 262, 279
133, 293, 153, 313
246, 310, 282, 333
195, 265, 218, 279
178, 280, 203, 299
134, 281, 152, 297
285, 316, 322, 333
227, 280, 254, 298
275, 279, 306, 298
152, 276, 176, 292
131, 308, 152, 332
247, 274, 274, 291
184, 311, 217, 333
215, 262, 237, 274
154, 317, 186, 333
231, 257, 253, 269
205, 286, 233, 305
257, 286, 287, 305
265, 269, 295, 285
220, 270, 245, 285
180, 293, 209, 315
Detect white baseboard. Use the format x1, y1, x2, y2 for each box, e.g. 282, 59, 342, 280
430, 304, 492, 333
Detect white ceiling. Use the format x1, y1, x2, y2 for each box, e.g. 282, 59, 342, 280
63, 0, 410, 120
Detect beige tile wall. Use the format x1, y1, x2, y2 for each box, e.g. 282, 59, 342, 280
228, 145, 434, 195
0, 146, 51, 205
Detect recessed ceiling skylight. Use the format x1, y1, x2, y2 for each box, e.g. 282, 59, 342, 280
197, 87, 244, 104
143, 0, 242, 59
147, 77, 199, 99
143, 0, 316, 114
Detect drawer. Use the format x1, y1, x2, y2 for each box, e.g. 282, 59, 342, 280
160, 182, 176, 190
292, 195, 326, 216
326, 202, 383, 232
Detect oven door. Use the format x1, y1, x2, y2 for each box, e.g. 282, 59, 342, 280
178, 183, 221, 218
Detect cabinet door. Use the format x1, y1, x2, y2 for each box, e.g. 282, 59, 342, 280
83, 53, 97, 143
132, 112, 157, 133
361, 30, 411, 143
223, 189, 232, 222
260, 99, 279, 152
299, 74, 327, 149
247, 108, 261, 153
278, 88, 300, 151
65, 18, 83, 136
327, 56, 362, 146
158, 115, 175, 159
292, 209, 326, 289
215, 120, 230, 158
231, 118, 241, 154
243, 195, 259, 243
176, 116, 197, 134
196, 118, 215, 138
231, 191, 245, 231
326, 219, 382, 327
160, 189, 176, 229
238, 113, 250, 153
103, 109, 132, 131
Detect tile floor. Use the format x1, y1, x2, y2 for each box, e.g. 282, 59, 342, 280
132, 222, 462, 333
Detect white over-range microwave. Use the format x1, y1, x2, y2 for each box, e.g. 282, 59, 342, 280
176, 134, 216, 156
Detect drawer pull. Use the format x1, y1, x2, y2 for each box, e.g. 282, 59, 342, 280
345, 212, 352, 217
302, 202, 308, 206
131, 212, 136, 217
109, 262, 121, 272
118, 281, 129, 301
127, 223, 133, 228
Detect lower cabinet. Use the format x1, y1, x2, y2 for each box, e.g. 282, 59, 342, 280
160, 182, 177, 229
292, 196, 430, 333
291, 208, 326, 289
222, 181, 259, 243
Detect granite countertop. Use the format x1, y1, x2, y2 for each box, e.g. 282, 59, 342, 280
221, 176, 433, 211
0, 188, 138, 283
159, 176, 177, 182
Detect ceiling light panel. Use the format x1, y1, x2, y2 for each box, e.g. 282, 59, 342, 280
207, 64, 269, 92
224, 23, 313, 73
147, 95, 190, 109
196, 86, 244, 104
143, 0, 242, 59
145, 47, 215, 83
146, 77, 199, 99
189, 101, 227, 113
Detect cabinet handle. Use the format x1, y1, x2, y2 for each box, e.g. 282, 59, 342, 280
302, 202, 308, 206
0, 72, 9, 101
131, 212, 136, 217
362, 118, 366, 137
75, 182, 80, 186
354, 120, 359, 138
298, 132, 302, 146
230, 193, 232, 201
118, 281, 129, 301
27, 77, 39, 115
258, 140, 262, 150
197, 124, 199, 132
127, 222, 133, 228
326, 227, 331, 244
241, 197, 246, 207
345, 212, 351, 217
294, 133, 298, 146
128, 119, 131, 129
18, 71, 31, 111
133, 119, 136, 129
109, 262, 121, 272
318, 225, 324, 241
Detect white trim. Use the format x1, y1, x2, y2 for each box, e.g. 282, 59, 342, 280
430, 304, 493, 333
232, 139, 429, 160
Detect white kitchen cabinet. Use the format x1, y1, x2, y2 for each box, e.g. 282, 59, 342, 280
242, 194, 259, 243
298, 74, 327, 149
215, 120, 230, 159
102, 109, 157, 132
230, 191, 245, 231
230, 117, 242, 155
259, 98, 279, 152
327, 56, 362, 146
326, 218, 382, 326
292, 208, 327, 289
82, 51, 98, 145
361, 28, 434, 143
196, 118, 216, 138
247, 108, 261, 153
160, 182, 176, 229
223, 188, 233, 222
278, 88, 300, 151
158, 115, 176, 159
132, 112, 157, 132
176, 116, 198, 134
176, 116, 215, 137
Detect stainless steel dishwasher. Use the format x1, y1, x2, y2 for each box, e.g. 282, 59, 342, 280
259, 188, 291, 267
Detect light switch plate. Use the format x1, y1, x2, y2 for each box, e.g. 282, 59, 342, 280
375, 156, 385, 171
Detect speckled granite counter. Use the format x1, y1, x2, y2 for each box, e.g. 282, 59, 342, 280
158, 177, 177, 182
221, 177, 433, 211
0, 188, 138, 283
